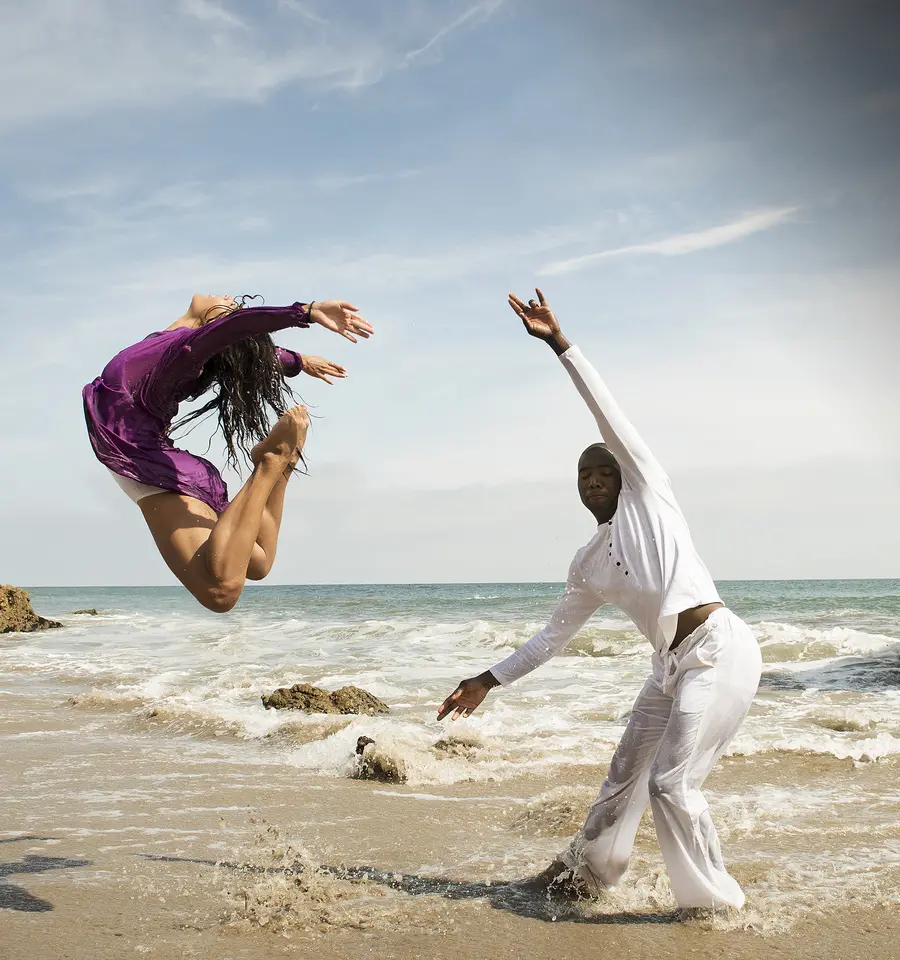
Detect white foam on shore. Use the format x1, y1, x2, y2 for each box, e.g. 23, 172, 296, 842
2, 600, 899, 784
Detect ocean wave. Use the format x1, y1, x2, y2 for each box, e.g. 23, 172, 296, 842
69, 690, 147, 712
729, 731, 900, 763
809, 709, 882, 733
754, 621, 900, 663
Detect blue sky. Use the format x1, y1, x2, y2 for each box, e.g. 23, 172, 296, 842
1, 0, 898, 585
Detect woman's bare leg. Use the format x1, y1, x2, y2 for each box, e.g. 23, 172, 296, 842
138, 406, 308, 612
246, 474, 291, 581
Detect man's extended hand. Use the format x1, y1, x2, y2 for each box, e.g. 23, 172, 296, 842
508, 288, 560, 339
436, 671, 499, 721
508, 289, 570, 355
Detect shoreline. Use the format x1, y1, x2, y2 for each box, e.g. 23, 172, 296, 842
2, 689, 899, 959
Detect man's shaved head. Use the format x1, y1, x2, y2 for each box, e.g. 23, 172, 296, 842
578, 443, 621, 473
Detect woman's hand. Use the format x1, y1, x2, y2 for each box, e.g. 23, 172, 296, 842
301, 355, 347, 385
436, 671, 499, 721
309, 300, 373, 343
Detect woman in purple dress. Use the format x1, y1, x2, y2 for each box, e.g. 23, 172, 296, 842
83, 293, 372, 612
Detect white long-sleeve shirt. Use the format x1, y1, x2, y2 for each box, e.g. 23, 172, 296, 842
490, 345, 722, 686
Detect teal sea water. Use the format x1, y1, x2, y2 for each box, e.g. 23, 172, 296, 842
20, 578, 900, 637
7, 578, 900, 775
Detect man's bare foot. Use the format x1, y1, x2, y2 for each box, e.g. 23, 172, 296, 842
524, 860, 591, 900
251, 406, 309, 475
676, 905, 741, 923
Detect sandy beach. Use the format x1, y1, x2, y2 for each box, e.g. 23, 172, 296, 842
3, 680, 898, 960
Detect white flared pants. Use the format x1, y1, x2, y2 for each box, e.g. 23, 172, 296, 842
562, 608, 762, 909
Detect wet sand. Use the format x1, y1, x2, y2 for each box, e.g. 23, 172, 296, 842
1, 691, 898, 960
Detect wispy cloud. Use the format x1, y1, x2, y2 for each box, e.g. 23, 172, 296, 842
312, 172, 383, 192
4, 212, 611, 310
404, 0, 508, 64
0, 0, 506, 126
181, 0, 246, 29
276, 0, 327, 25
539, 206, 799, 276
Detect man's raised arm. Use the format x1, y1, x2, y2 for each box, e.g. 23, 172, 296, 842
508, 289, 668, 489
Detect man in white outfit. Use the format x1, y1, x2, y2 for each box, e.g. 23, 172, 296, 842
437, 289, 762, 911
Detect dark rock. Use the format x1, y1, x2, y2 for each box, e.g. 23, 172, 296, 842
0, 585, 62, 634
261, 683, 389, 715
261, 683, 336, 713
330, 686, 390, 715
71, 609, 100, 616
432, 731, 484, 759
352, 736, 408, 784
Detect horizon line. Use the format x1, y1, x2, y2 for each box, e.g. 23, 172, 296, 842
19, 576, 900, 589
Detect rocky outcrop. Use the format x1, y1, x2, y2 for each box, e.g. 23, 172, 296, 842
71, 609, 100, 616
0, 585, 62, 634
352, 736, 408, 784
331, 686, 390, 715
261, 683, 389, 715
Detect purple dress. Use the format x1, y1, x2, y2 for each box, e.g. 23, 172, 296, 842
83, 303, 310, 514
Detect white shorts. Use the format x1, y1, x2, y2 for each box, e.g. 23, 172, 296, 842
107, 468, 168, 503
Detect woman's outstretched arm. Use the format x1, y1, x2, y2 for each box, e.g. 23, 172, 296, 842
186, 299, 373, 368
183, 303, 312, 367
161, 300, 369, 382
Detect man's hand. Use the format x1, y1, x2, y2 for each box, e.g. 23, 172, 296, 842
309, 301, 373, 343
301, 355, 347, 384
508, 289, 570, 355
436, 671, 499, 721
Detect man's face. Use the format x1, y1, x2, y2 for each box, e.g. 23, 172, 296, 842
577, 446, 622, 515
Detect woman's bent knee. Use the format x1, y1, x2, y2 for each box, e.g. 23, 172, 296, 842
246, 546, 273, 581
196, 582, 242, 613
245, 559, 272, 581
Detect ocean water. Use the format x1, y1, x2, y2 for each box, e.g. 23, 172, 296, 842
3, 580, 900, 925
6, 579, 900, 777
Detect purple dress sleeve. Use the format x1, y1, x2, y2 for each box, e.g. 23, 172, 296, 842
276, 347, 304, 378
140, 303, 311, 407
178, 302, 311, 368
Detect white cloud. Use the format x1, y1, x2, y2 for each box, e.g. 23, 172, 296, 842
0, 0, 507, 126
540, 206, 799, 276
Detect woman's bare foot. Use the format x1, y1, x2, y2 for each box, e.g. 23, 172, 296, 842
251, 406, 309, 476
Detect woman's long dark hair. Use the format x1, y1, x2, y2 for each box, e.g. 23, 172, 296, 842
172, 295, 297, 472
